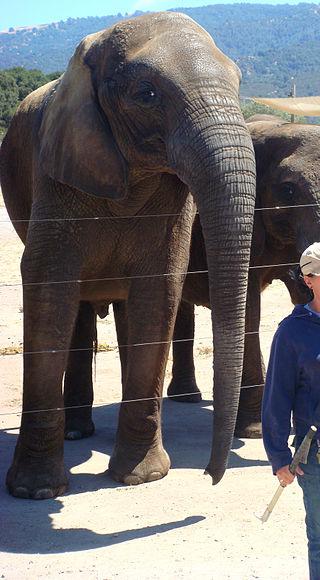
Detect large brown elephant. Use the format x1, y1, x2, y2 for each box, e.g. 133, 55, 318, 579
168, 116, 320, 436
63, 115, 320, 443
0, 12, 256, 499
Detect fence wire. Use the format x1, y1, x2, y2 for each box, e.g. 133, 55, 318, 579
0, 201, 318, 225
0, 197, 313, 423
0, 383, 265, 420
0, 328, 278, 358
0, 262, 299, 289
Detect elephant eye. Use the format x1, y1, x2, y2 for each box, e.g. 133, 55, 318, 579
273, 182, 296, 205
281, 182, 295, 196
133, 83, 160, 107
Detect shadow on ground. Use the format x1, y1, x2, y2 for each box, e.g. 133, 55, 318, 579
0, 398, 268, 554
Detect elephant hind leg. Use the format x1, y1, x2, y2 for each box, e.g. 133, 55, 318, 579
235, 333, 265, 438
235, 384, 264, 439
167, 301, 202, 403
64, 301, 96, 440
235, 273, 263, 439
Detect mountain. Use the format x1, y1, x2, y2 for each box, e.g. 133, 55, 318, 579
1, 4, 320, 97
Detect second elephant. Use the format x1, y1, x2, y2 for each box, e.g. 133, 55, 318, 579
168, 115, 320, 438
65, 115, 320, 444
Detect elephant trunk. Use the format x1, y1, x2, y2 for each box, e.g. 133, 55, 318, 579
169, 103, 256, 484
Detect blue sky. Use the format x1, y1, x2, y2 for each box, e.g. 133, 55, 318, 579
1, 0, 305, 30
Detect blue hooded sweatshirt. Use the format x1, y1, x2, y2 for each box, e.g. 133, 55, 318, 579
262, 304, 320, 474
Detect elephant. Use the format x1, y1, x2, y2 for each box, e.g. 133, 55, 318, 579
0, 11, 256, 499
167, 115, 320, 436
62, 115, 320, 443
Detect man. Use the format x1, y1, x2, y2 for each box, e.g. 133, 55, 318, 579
262, 242, 320, 580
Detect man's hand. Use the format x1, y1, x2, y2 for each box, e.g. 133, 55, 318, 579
276, 464, 304, 486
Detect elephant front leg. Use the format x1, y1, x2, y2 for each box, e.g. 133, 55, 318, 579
108, 280, 183, 485
235, 273, 264, 439
6, 255, 80, 499
64, 301, 96, 440
167, 300, 201, 403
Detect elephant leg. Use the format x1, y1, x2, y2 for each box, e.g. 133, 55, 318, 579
113, 301, 129, 395
167, 300, 201, 403
6, 243, 80, 499
64, 301, 96, 440
108, 278, 183, 485
235, 273, 264, 439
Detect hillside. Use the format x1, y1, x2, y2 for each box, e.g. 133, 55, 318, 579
1, 4, 320, 97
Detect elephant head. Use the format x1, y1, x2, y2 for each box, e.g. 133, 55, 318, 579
38, 12, 256, 484
248, 117, 320, 290
167, 115, 320, 447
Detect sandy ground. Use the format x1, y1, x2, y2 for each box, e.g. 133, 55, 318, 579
0, 195, 309, 579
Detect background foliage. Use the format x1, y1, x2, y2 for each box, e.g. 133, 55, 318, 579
0, 68, 61, 137
1, 4, 320, 137
1, 4, 320, 97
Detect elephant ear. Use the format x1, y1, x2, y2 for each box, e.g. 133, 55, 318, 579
39, 36, 127, 199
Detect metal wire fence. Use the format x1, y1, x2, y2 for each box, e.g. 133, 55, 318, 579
0, 196, 313, 420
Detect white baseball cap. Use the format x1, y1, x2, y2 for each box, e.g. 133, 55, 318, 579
300, 242, 320, 276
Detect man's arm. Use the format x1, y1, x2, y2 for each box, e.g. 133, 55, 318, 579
262, 323, 299, 474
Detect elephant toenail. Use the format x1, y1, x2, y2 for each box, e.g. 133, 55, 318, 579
12, 486, 30, 499
147, 471, 163, 482
123, 474, 144, 485
65, 430, 82, 440
33, 488, 55, 500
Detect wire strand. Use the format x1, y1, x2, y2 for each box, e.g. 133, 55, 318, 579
0, 329, 275, 358
0, 212, 185, 224
0, 201, 301, 420
0, 383, 265, 420
0, 201, 318, 224
0, 262, 299, 289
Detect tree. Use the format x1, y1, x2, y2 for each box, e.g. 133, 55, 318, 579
0, 71, 19, 133
0, 68, 62, 138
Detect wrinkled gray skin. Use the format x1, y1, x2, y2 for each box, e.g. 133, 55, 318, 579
0, 12, 256, 499
55, 113, 320, 464
168, 115, 320, 435
65, 116, 318, 442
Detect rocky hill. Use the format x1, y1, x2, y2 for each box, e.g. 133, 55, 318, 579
1, 4, 320, 97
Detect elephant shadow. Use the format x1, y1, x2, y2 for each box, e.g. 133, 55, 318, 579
1, 397, 268, 479
0, 402, 210, 554
0, 398, 268, 554
0, 397, 268, 489
162, 398, 269, 470
0, 481, 205, 554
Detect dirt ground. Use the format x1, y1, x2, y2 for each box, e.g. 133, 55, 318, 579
0, 194, 309, 579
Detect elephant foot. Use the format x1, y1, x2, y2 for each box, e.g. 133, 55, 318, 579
65, 419, 95, 440
64, 409, 95, 440
234, 418, 262, 439
6, 453, 68, 499
167, 377, 202, 403
108, 440, 170, 485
